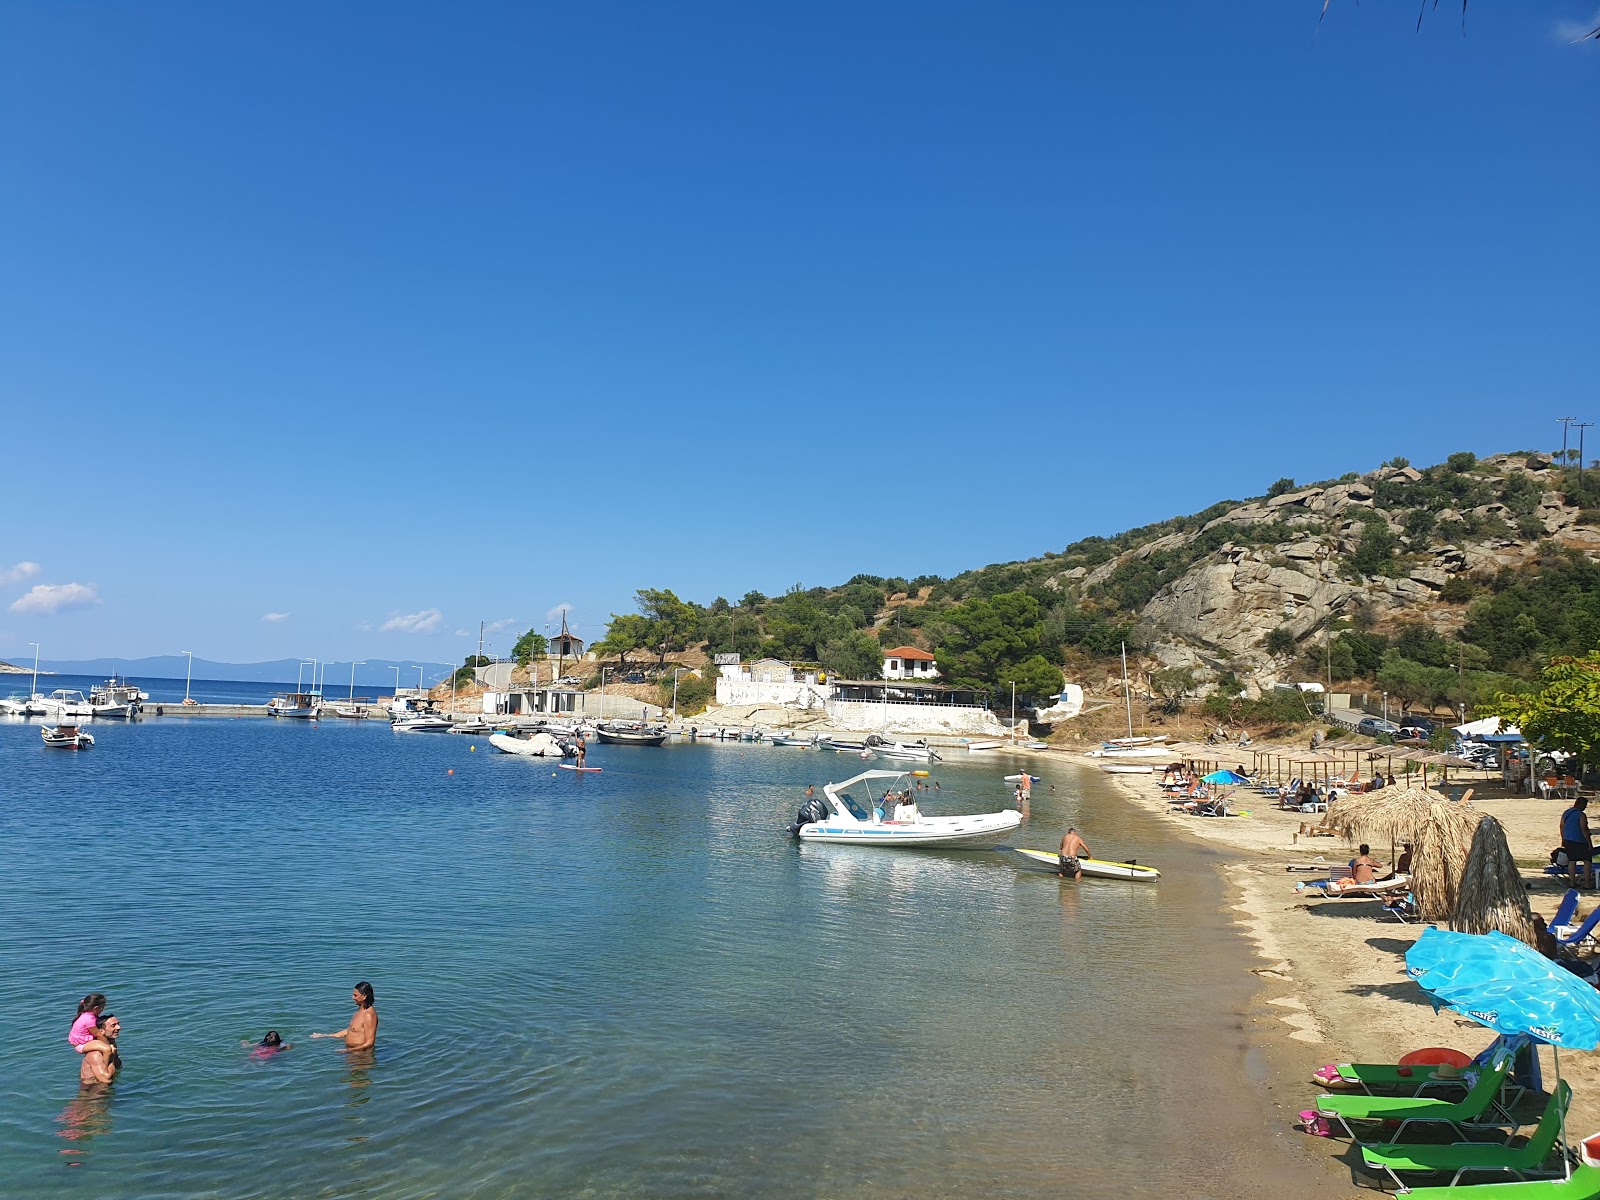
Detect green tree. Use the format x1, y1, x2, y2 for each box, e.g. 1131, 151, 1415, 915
1447, 451, 1477, 473
512, 630, 548, 667
635, 588, 702, 665
819, 632, 883, 681
935, 591, 1046, 693
1483, 653, 1600, 762
593, 613, 653, 666
1263, 626, 1297, 657
1375, 651, 1429, 712
1005, 655, 1064, 705
1266, 477, 1295, 498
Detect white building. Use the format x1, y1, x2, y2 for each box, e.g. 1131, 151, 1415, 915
882, 646, 939, 681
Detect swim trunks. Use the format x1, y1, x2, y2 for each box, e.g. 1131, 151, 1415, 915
1059, 854, 1081, 875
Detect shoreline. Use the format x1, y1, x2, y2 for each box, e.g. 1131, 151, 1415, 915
1062, 748, 1600, 1172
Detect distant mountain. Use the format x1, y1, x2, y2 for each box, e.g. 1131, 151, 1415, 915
29, 656, 454, 686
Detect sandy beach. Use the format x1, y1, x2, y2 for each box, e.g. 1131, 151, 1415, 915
1060, 748, 1600, 1185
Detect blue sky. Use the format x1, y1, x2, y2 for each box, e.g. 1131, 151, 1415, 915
2, 1, 1596, 664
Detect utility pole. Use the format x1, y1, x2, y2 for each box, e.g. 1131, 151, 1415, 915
1577, 422, 1595, 499
477, 620, 485, 666
1559, 416, 1577, 466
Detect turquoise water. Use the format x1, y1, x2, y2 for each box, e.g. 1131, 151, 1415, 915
0, 718, 1320, 1197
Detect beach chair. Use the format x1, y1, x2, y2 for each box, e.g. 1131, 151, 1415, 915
1552, 889, 1581, 931
1360, 1080, 1571, 1189
1315, 1042, 1516, 1142
1557, 906, 1600, 952
1323, 1035, 1527, 1097
1378, 1162, 1600, 1200
1382, 890, 1420, 922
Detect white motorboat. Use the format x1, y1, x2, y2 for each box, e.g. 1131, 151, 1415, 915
41, 723, 94, 749
963, 739, 1003, 752
1086, 746, 1170, 759
788, 768, 1021, 848
0, 692, 40, 716
268, 691, 322, 719
1101, 764, 1155, 775
868, 736, 943, 763
595, 724, 668, 746
332, 704, 369, 720
39, 689, 95, 719
448, 720, 495, 735
393, 715, 452, 733
1104, 735, 1168, 748
770, 734, 826, 748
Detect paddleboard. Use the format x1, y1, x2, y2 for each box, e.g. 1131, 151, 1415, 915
1003, 774, 1041, 784
558, 765, 603, 773
1012, 846, 1160, 882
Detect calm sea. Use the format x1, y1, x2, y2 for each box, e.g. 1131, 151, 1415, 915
2, 673, 380, 706
0, 717, 1329, 1198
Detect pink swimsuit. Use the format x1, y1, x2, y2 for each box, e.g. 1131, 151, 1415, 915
68, 1011, 100, 1048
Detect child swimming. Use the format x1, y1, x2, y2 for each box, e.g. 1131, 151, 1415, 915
245, 1030, 291, 1059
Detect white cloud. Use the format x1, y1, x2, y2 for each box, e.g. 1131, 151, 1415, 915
262, 612, 290, 622
545, 602, 573, 626
381, 608, 443, 634
0, 561, 41, 587
1554, 9, 1600, 42
9, 582, 100, 615
486, 617, 518, 634
453, 628, 473, 638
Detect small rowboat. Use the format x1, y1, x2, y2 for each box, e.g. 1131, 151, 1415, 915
1012, 847, 1160, 882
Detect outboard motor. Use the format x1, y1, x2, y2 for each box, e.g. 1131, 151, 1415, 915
787, 795, 829, 836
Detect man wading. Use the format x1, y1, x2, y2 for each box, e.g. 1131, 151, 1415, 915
1058, 827, 1091, 882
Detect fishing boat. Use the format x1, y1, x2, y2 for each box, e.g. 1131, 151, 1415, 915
1011, 846, 1160, 882
268, 691, 322, 719
88, 676, 145, 718
595, 723, 668, 746
1104, 735, 1168, 748
788, 768, 1020, 847
38, 689, 95, 719
332, 704, 369, 719
769, 734, 825, 748
963, 739, 1003, 752
447, 719, 495, 735
829, 738, 870, 752
41, 723, 94, 749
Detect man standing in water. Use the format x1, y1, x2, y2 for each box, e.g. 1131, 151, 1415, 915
1058, 827, 1091, 882
79, 1014, 120, 1084
312, 982, 378, 1050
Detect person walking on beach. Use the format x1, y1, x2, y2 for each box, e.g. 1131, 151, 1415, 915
1058, 827, 1091, 882
1561, 797, 1595, 889
79, 1014, 120, 1085
312, 982, 378, 1050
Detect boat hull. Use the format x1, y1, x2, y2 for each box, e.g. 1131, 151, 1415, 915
798, 810, 1021, 848
595, 729, 667, 746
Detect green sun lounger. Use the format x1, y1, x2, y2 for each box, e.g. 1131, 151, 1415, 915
1317, 1047, 1515, 1143
1332, 1034, 1530, 1097
1383, 1163, 1600, 1200
1361, 1081, 1570, 1189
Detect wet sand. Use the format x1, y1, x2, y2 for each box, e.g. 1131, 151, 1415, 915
1066, 750, 1600, 1187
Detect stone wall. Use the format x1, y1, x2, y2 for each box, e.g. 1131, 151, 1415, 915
715, 679, 830, 709
823, 699, 1015, 737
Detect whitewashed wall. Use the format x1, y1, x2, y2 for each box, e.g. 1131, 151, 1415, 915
824, 699, 1015, 737
714, 679, 830, 709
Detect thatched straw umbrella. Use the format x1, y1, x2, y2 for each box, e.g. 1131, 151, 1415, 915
1450, 814, 1536, 944
1327, 786, 1483, 921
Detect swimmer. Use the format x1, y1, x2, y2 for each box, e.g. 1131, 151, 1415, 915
245, 1030, 291, 1059
79, 1014, 120, 1085
312, 982, 378, 1050
68, 993, 116, 1063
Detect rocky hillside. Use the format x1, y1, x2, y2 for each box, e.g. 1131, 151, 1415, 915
1040, 452, 1599, 694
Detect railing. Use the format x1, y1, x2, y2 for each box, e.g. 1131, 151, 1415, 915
828, 698, 990, 711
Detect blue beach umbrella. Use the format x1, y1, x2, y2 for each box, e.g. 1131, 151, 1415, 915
1201, 769, 1250, 786
1405, 927, 1600, 1176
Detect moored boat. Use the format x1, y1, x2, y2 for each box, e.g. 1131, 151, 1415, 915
392, 715, 452, 732
1011, 846, 1160, 882
41, 723, 94, 749
268, 691, 322, 719
39, 689, 94, 719
868, 736, 942, 763
1101, 764, 1155, 774
787, 768, 1020, 848
595, 723, 668, 746
89, 676, 145, 718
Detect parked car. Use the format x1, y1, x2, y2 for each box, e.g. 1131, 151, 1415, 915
622, 672, 645, 684
1357, 717, 1400, 737
1396, 717, 1435, 740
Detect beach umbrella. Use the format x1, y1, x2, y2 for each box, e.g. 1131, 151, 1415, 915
1406, 927, 1600, 1178
1451, 815, 1536, 944
1328, 787, 1482, 921
1201, 769, 1250, 786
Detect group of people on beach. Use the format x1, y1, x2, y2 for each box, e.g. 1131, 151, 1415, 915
67, 983, 378, 1087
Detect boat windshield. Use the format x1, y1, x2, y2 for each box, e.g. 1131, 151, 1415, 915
833, 791, 870, 821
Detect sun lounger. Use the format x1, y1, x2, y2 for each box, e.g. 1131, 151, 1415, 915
1316, 1044, 1515, 1142
1553, 889, 1581, 930
1360, 1081, 1570, 1189
1301, 874, 1412, 898
1556, 906, 1600, 952
1325, 1035, 1527, 1097
1382, 890, 1420, 922
1380, 1163, 1600, 1200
